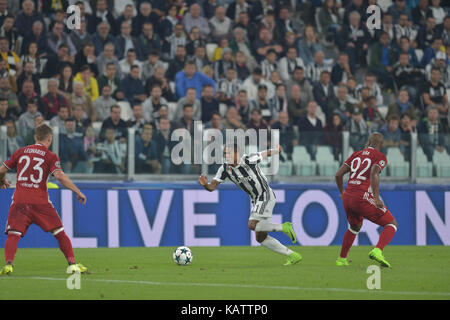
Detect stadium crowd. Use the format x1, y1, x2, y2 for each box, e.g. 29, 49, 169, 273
0, 0, 449, 174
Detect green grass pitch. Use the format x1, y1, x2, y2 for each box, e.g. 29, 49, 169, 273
0, 246, 449, 300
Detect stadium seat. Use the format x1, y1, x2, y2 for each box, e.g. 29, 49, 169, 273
206, 43, 218, 61
219, 103, 228, 117
316, 146, 340, 176
169, 81, 176, 94
386, 147, 409, 177
346, 147, 355, 158
278, 160, 293, 176
415, 49, 424, 63
378, 105, 388, 120
39, 78, 49, 96
292, 146, 317, 176
432, 149, 450, 178
416, 147, 433, 177
117, 101, 133, 121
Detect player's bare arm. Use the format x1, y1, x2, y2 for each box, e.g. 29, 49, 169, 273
198, 175, 220, 192
53, 170, 87, 205
0, 165, 11, 189
260, 144, 282, 159
335, 164, 350, 198
370, 165, 384, 209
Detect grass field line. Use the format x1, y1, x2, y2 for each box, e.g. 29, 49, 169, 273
2, 276, 450, 297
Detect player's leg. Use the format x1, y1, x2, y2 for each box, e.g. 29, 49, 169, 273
249, 220, 295, 256
337, 196, 363, 266
367, 208, 398, 267
35, 204, 88, 273
252, 193, 297, 243
1, 203, 32, 275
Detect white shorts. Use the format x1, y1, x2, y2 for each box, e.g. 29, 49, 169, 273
249, 190, 276, 221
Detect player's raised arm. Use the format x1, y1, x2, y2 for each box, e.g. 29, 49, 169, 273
335, 164, 350, 197
260, 144, 282, 159
53, 170, 87, 205
198, 175, 220, 192
370, 165, 383, 209
0, 165, 11, 189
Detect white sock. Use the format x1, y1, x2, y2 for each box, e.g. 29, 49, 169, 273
254, 220, 283, 232
260, 236, 293, 256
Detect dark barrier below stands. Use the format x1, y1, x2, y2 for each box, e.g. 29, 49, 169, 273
0, 182, 449, 248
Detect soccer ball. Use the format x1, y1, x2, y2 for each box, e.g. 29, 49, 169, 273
173, 246, 193, 266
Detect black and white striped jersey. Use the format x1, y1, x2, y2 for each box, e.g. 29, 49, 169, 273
213, 152, 272, 203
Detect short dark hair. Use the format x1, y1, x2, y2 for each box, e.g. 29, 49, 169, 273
183, 103, 193, 110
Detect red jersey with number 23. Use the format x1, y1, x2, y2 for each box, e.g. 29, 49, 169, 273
2, 143, 62, 204
343, 147, 387, 199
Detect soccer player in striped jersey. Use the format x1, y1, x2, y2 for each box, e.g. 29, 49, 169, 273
198, 143, 302, 265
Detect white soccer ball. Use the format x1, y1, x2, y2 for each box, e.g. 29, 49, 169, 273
173, 246, 193, 266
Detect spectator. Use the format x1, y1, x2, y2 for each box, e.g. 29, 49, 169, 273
200, 84, 220, 123
297, 25, 323, 66
91, 21, 118, 56
47, 21, 76, 57
141, 49, 165, 81
42, 78, 68, 119
17, 61, 40, 97
96, 43, 121, 80
74, 43, 99, 76
121, 64, 146, 103
23, 113, 44, 146
70, 19, 92, 51
247, 108, 268, 134
167, 45, 188, 80
72, 104, 91, 136
392, 52, 426, 102
87, 0, 117, 36
297, 101, 324, 161
306, 50, 332, 84
241, 67, 268, 101
17, 99, 42, 139
253, 27, 283, 63
417, 16, 438, 50
399, 113, 414, 160
131, 1, 159, 38
331, 52, 354, 86
217, 68, 239, 106
175, 60, 216, 99
162, 23, 187, 61
346, 107, 369, 151
98, 62, 124, 101
234, 11, 259, 43
5, 120, 24, 157
100, 104, 128, 142
0, 76, 19, 114
142, 84, 169, 123
116, 20, 141, 61
135, 124, 161, 174
182, 3, 211, 39
95, 126, 126, 173
229, 28, 257, 71
224, 106, 246, 130
387, 89, 417, 119
394, 13, 418, 44
158, 5, 179, 39
278, 47, 304, 82
356, 73, 384, 106
271, 111, 297, 158
145, 66, 174, 102
380, 115, 402, 154
126, 103, 146, 134
191, 45, 209, 73
369, 31, 395, 89
288, 84, 308, 125
49, 105, 70, 135
0, 96, 14, 124
0, 36, 20, 76
425, 51, 449, 87
56, 64, 74, 101
13, 0, 45, 38
210, 6, 232, 42
42, 43, 73, 78
412, 0, 433, 27
317, 0, 342, 40
338, 11, 370, 69
20, 41, 46, 76
260, 49, 278, 80
418, 105, 445, 161
94, 84, 117, 122
324, 113, 345, 161
388, 0, 413, 23
421, 37, 443, 67
430, 0, 445, 26
421, 67, 449, 124
213, 47, 236, 81
69, 81, 97, 122
119, 48, 142, 77
59, 118, 88, 173
175, 87, 201, 122
313, 70, 335, 117
328, 85, 354, 124
73, 65, 99, 102
21, 20, 48, 57
363, 95, 384, 132
153, 116, 174, 173
343, 0, 367, 25
83, 125, 99, 173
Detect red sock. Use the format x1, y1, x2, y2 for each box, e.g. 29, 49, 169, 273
54, 231, 76, 265
340, 229, 357, 258
376, 225, 396, 250
5, 233, 21, 265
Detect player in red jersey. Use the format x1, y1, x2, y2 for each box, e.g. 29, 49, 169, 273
334, 133, 398, 267
0, 123, 88, 275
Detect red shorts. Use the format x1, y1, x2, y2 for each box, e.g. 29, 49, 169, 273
342, 194, 395, 227
5, 202, 63, 237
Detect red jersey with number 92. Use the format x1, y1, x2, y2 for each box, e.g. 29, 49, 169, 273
343, 147, 387, 199
2, 144, 62, 204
